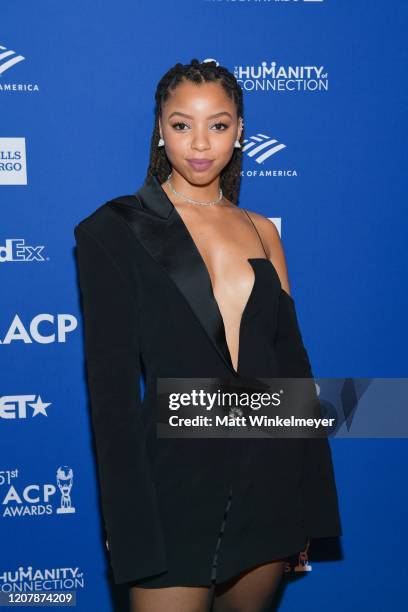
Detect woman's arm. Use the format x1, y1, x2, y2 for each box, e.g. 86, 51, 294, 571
74, 223, 167, 584
251, 214, 342, 537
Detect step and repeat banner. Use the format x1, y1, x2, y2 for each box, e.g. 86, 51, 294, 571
1, 1, 407, 610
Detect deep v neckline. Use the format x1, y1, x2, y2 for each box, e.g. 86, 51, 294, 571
109, 175, 289, 377
163, 197, 268, 375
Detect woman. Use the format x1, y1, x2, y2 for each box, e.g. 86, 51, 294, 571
75, 59, 341, 612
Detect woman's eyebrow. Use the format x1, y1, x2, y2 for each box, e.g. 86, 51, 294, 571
168, 111, 233, 120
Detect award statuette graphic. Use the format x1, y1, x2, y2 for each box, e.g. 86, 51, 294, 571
294, 538, 312, 572
56, 465, 76, 514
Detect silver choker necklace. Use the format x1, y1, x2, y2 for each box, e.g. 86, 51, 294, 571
165, 173, 224, 206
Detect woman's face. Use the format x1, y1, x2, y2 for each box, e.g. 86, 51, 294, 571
159, 80, 243, 185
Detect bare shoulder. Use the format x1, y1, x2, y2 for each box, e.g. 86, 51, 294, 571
242, 208, 291, 296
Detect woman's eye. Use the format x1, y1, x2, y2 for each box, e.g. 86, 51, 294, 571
171, 122, 189, 131
212, 123, 229, 131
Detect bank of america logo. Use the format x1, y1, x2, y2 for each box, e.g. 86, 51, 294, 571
242, 134, 287, 164
0, 45, 25, 75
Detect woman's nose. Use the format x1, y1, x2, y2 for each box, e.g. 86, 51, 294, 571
190, 129, 211, 150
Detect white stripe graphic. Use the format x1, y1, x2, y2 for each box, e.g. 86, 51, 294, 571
0, 46, 25, 74
255, 143, 286, 164
242, 133, 271, 150
242, 134, 287, 164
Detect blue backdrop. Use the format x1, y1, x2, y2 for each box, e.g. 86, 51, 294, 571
1, 1, 407, 610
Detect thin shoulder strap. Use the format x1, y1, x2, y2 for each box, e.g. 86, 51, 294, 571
242, 209, 269, 258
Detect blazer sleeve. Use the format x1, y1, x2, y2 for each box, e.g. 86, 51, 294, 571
274, 289, 314, 379
74, 223, 167, 584
274, 288, 342, 538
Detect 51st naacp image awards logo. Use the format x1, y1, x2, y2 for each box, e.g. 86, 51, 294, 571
0, 466, 77, 518
0, 43, 40, 93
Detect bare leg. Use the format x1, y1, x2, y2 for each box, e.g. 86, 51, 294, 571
213, 559, 285, 612
129, 585, 213, 612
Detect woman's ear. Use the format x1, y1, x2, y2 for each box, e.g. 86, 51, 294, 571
238, 117, 244, 141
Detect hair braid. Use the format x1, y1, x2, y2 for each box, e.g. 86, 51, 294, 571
145, 59, 244, 206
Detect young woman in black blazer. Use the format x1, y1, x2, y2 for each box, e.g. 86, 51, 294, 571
75, 59, 341, 612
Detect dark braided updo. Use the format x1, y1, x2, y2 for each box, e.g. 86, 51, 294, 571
146, 58, 244, 206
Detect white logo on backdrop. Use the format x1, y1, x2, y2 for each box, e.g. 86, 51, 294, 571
241, 133, 298, 178
234, 60, 328, 92
0, 138, 27, 185
0, 395, 52, 419
0, 566, 85, 591
56, 466, 76, 514
0, 314, 78, 344
241, 133, 298, 179
204, 55, 328, 93
0, 45, 25, 75
0, 239, 47, 262
1, 467, 77, 518
0, 43, 40, 93
242, 133, 287, 164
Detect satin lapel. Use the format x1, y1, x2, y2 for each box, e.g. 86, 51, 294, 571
106, 173, 236, 376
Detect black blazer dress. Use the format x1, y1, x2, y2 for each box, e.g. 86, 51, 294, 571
74, 172, 342, 586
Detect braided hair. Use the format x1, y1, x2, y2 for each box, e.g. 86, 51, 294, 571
146, 58, 244, 206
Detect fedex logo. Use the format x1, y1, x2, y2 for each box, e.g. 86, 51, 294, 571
0, 239, 47, 263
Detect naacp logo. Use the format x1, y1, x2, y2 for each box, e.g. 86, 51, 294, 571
0, 314, 78, 344
1, 466, 77, 517
0, 239, 47, 263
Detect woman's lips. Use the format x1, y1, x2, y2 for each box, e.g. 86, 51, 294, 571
186, 159, 214, 172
